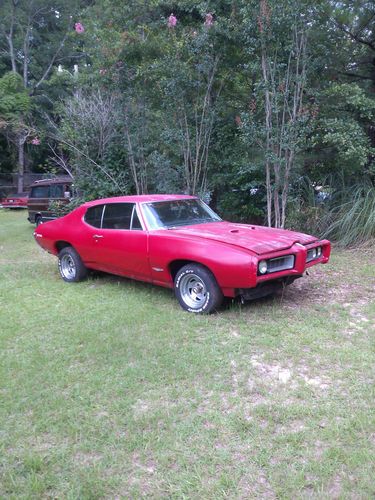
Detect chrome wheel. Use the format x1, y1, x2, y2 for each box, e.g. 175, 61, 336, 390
58, 247, 88, 283
59, 253, 77, 280
179, 273, 208, 310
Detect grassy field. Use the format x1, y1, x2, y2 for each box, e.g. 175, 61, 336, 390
0, 210, 374, 498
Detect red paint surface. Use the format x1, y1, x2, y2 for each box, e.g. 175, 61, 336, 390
34, 195, 331, 297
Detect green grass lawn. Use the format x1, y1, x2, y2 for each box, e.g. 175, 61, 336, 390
0, 210, 374, 498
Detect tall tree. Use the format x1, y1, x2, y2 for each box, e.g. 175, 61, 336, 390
241, 0, 312, 228
0, 0, 86, 189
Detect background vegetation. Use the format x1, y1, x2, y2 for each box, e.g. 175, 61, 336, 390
0, 0, 374, 242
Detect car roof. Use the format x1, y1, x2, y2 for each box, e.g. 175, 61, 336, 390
29, 176, 73, 187
83, 194, 197, 207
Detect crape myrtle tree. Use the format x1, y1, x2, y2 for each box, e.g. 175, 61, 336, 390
74, 0, 238, 198
239, 0, 315, 228
149, 12, 221, 196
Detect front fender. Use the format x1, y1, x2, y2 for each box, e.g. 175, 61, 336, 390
148, 232, 256, 290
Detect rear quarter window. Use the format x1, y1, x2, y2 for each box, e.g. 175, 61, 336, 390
85, 205, 104, 228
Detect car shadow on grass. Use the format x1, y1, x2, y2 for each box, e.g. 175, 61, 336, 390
84, 269, 326, 315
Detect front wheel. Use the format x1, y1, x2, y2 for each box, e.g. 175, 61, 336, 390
58, 247, 88, 282
174, 264, 223, 314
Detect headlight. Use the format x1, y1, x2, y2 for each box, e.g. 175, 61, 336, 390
317, 246, 322, 257
258, 260, 268, 274
312, 248, 317, 259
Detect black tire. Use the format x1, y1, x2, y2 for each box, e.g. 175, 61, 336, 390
35, 215, 43, 227
174, 264, 223, 314
58, 247, 88, 283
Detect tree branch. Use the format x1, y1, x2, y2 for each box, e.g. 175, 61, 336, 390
336, 22, 375, 51
34, 33, 68, 90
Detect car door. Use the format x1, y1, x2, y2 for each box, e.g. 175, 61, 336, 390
81, 202, 151, 280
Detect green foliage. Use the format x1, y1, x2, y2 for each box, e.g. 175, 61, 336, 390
1, 0, 375, 243
316, 118, 372, 172
48, 197, 86, 217
0, 72, 31, 118
326, 83, 375, 121
310, 83, 375, 176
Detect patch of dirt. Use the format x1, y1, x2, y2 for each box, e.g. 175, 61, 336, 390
327, 474, 343, 499
249, 355, 332, 392
278, 251, 375, 311
275, 420, 307, 435
74, 451, 103, 466
132, 394, 179, 418
313, 440, 329, 460
132, 452, 157, 475
236, 469, 276, 499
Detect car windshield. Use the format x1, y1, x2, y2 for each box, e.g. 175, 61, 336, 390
142, 199, 222, 229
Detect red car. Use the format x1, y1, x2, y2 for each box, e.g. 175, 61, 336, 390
33, 195, 331, 313
1, 192, 28, 209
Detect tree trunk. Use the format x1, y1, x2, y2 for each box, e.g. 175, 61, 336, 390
17, 136, 25, 193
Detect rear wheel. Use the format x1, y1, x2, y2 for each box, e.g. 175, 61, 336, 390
58, 247, 88, 282
174, 264, 223, 314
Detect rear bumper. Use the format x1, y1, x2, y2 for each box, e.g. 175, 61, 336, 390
1, 204, 27, 209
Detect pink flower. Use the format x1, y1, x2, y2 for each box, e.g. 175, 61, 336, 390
168, 13, 177, 28
99, 68, 107, 75
205, 13, 214, 27
31, 137, 40, 145
74, 22, 85, 34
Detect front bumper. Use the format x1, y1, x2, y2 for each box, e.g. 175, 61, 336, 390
237, 275, 302, 300
255, 240, 330, 285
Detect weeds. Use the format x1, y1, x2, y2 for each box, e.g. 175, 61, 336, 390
0, 210, 374, 497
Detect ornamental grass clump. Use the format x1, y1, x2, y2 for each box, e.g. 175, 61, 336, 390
323, 180, 375, 247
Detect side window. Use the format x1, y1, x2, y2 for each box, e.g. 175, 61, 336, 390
30, 185, 49, 198
102, 203, 134, 230
85, 205, 104, 228
50, 184, 64, 198
131, 208, 143, 230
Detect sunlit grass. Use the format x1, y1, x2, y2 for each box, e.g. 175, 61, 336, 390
0, 210, 374, 497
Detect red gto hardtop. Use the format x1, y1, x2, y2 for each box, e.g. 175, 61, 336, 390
83, 194, 196, 208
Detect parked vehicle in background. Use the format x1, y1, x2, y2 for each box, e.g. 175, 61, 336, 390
33, 194, 331, 314
0, 192, 28, 209
27, 176, 73, 226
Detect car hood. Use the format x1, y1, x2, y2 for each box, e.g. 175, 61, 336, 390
168, 221, 317, 255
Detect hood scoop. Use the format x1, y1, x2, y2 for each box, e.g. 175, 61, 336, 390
230, 226, 256, 234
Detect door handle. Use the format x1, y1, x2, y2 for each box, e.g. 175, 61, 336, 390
93, 234, 103, 238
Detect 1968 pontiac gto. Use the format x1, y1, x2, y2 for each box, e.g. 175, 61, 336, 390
34, 194, 331, 313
